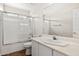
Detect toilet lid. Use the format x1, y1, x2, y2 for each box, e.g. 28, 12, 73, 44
24, 42, 32, 46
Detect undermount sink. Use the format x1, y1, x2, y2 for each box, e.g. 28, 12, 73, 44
40, 37, 69, 47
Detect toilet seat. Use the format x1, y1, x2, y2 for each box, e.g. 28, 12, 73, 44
24, 42, 32, 55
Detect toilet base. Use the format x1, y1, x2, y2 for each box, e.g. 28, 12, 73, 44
25, 47, 31, 55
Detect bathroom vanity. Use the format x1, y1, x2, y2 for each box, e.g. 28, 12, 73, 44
32, 40, 66, 56
32, 35, 79, 56
32, 40, 67, 56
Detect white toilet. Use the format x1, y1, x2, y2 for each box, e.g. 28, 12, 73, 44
24, 41, 32, 55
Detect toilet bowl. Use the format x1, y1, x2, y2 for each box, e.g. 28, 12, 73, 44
24, 42, 32, 55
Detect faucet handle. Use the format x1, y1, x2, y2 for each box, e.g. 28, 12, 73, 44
53, 36, 57, 40
73, 32, 76, 34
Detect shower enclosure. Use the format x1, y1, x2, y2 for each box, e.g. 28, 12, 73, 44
3, 12, 32, 45
0, 4, 33, 46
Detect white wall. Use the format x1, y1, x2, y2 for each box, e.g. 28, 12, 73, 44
29, 6, 43, 36
43, 3, 79, 37
32, 17, 43, 36
4, 3, 30, 16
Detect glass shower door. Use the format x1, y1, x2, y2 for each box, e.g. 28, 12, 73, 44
3, 13, 32, 45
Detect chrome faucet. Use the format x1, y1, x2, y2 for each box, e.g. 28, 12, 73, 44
53, 36, 57, 40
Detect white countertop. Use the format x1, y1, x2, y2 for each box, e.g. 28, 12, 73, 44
32, 35, 79, 56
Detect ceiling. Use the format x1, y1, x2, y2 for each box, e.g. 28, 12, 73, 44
25, 3, 53, 10
5, 3, 54, 11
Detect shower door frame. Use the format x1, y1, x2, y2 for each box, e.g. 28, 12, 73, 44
1, 11, 33, 45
